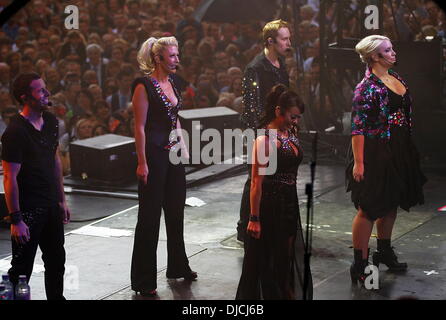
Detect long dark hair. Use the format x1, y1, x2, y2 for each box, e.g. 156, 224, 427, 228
258, 84, 305, 129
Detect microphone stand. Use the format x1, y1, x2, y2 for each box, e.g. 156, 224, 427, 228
303, 131, 318, 300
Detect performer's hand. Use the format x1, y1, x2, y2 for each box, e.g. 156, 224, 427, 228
11, 221, 30, 244
59, 202, 71, 224
137, 163, 149, 185
353, 162, 364, 182
247, 221, 261, 239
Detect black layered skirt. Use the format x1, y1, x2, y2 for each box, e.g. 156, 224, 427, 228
236, 181, 313, 300
346, 126, 427, 220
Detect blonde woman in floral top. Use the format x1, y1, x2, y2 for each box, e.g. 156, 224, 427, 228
346, 35, 427, 286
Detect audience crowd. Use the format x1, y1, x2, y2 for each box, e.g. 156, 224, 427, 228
0, 0, 444, 174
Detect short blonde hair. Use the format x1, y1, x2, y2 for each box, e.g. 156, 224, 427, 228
262, 19, 290, 47
355, 35, 390, 64
137, 36, 179, 74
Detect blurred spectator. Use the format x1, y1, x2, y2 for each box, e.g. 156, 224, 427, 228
75, 117, 95, 140
182, 39, 197, 57
76, 89, 95, 117
64, 80, 82, 118
84, 43, 109, 87
216, 23, 237, 52
19, 54, 35, 73
197, 38, 215, 62
105, 59, 122, 79
82, 69, 99, 88
181, 87, 196, 110
93, 99, 112, 126
108, 111, 130, 136
90, 0, 113, 31
216, 92, 235, 108
0, 62, 11, 88
108, 0, 125, 13
0, 106, 19, 137
214, 51, 230, 72
195, 73, 219, 107
88, 84, 104, 102
229, 76, 242, 98
106, 68, 133, 111
126, 0, 149, 22
216, 71, 231, 93
123, 20, 140, 49
0, 86, 14, 111
92, 123, 109, 137
300, 4, 317, 23
176, 6, 204, 46
58, 30, 87, 63
43, 66, 63, 95
103, 77, 119, 98
35, 59, 49, 75
111, 45, 125, 64
5, 51, 21, 79
227, 66, 243, 81
235, 22, 261, 52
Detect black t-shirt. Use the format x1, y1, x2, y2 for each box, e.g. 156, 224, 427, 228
1, 111, 59, 210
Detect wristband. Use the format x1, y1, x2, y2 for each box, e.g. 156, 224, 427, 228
249, 215, 259, 222
3, 211, 23, 225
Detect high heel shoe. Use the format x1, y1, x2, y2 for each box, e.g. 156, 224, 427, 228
373, 240, 407, 272
166, 270, 198, 280
350, 248, 369, 286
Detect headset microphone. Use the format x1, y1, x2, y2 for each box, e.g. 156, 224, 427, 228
378, 53, 397, 66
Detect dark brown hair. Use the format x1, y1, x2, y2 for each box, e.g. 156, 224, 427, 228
258, 84, 305, 129
11, 72, 41, 104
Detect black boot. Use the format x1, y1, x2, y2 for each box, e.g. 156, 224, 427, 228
350, 248, 369, 286
372, 239, 408, 271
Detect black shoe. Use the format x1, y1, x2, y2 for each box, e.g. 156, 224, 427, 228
135, 289, 157, 297
373, 246, 408, 272
350, 248, 369, 286
166, 270, 198, 280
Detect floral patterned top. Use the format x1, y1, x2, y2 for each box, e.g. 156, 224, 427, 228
351, 68, 413, 140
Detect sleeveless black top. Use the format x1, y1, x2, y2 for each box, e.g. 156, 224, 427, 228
131, 76, 182, 150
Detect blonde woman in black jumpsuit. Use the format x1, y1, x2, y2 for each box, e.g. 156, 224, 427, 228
130, 37, 197, 297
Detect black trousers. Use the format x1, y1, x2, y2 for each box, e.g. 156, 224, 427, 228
131, 147, 191, 291
237, 164, 252, 242
9, 206, 66, 300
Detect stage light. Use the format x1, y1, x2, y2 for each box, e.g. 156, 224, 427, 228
437, 205, 446, 212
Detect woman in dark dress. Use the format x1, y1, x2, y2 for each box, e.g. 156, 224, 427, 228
347, 35, 426, 285
236, 84, 312, 300
130, 36, 197, 297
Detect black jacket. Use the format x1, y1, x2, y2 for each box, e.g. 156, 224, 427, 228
241, 52, 289, 129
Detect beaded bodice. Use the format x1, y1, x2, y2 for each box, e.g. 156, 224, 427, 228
263, 129, 303, 186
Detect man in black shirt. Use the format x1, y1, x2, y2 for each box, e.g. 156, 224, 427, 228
237, 20, 292, 242
1, 73, 70, 300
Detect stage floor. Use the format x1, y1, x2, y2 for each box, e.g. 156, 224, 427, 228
0, 162, 445, 300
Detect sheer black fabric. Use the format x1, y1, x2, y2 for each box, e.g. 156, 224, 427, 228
236, 130, 313, 300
